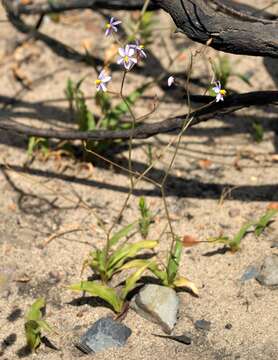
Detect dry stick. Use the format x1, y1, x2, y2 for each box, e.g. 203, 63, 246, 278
42, 226, 83, 248
160, 53, 194, 252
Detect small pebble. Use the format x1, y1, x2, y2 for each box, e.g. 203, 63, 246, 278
256, 255, 278, 287
270, 242, 278, 249
225, 323, 232, 330
240, 266, 259, 283
76, 317, 132, 354
194, 319, 211, 331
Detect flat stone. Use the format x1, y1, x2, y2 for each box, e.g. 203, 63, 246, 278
256, 255, 278, 287
76, 317, 132, 354
240, 266, 259, 283
194, 319, 211, 331
131, 284, 179, 334
270, 242, 278, 249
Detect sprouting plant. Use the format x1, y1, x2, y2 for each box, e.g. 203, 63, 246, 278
69, 221, 158, 313
251, 121, 264, 143
65, 77, 96, 132
118, 236, 199, 296
254, 208, 278, 236
24, 298, 53, 352
69, 261, 151, 314
27, 137, 50, 157
208, 209, 278, 251
138, 197, 153, 238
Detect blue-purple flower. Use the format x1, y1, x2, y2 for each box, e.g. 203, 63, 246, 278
131, 40, 147, 60
117, 45, 137, 71
212, 81, 226, 102
105, 17, 121, 37
95, 70, 111, 92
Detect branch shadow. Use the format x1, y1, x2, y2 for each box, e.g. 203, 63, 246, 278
1, 160, 278, 202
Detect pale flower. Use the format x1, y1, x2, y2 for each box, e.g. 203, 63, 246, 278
117, 45, 137, 71
95, 70, 111, 92
212, 81, 226, 102
105, 17, 121, 37
131, 40, 147, 59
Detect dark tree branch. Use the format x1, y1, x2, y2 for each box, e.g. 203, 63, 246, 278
3, 0, 159, 15
1, 91, 277, 141
153, 0, 278, 58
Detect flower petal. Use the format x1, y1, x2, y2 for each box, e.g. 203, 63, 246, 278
117, 57, 124, 65
102, 75, 111, 83
118, 47, 125, 57
127, 47, 135, 57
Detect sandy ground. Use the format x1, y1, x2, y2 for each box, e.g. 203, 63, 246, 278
0, 1, 278, 359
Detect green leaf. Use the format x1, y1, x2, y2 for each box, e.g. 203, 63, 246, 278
146, 262, 167, 284
37, 320, 52, 333
252, 121, 264, 143
117, 259, 152, 271
229, 221, 254, 251
68, 281, 123, 313
26, 298, 45, 322
173, 276, 199, 296
254, 209, 278, 237
109, 221, 138, 247
166, 237, 182, 285
95, 91, 112, 115
24, 298, 53, 352
121, 263, 150, 300
25, 320, 41, 351
117, 259, 167, 284
107, 240, 158, 275
138, 197, 152, 239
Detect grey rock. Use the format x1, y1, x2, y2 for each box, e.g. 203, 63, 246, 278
76, 317, 132, 354
194, 319, 211, 331
131, 284, 179, 334
240, 266, 259, 283
256, 255, 278, 287
270, 242, 278, 249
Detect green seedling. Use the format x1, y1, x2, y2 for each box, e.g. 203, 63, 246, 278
82, 221, 157, 284
138, 197, 153, 238
208, 209, 278, 251
254, 208, 278, 236
71, 215, 159, 314
251, 121, 264, 143
24, 298, 53, 352
27, 137, 50, 157
69, 261, 151, 314
65, 78, 96, 132
117, 236, 199, 296
208, 222, 254, 252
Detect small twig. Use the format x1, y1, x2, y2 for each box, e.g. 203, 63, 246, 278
42, 226, 83, 248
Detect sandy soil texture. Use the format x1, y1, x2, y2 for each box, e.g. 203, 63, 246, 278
0, 1, 278, 359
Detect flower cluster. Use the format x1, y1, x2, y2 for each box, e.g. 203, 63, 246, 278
95, 17, 148, 92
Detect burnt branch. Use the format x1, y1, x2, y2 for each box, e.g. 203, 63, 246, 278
153, 0, 278, 58
3, 0, 159, 15
1, 91, 277, 141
